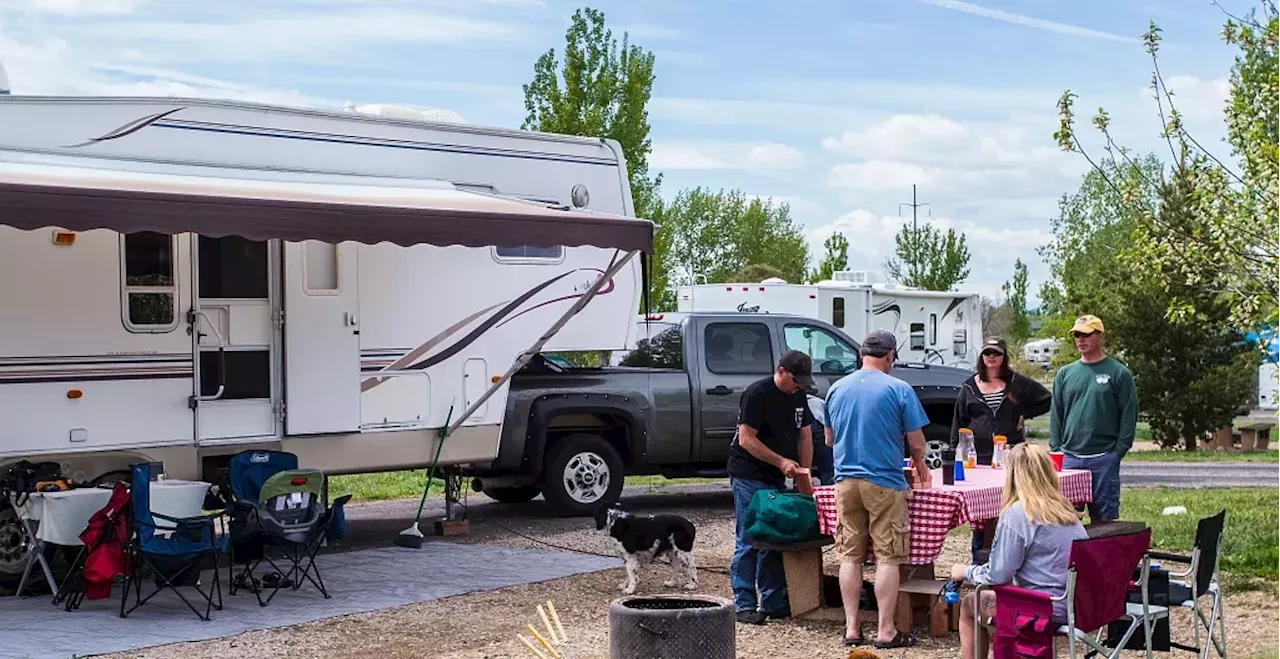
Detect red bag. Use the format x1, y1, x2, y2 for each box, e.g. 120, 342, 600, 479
992, 585, 1055, 659
80, 482, 132, 600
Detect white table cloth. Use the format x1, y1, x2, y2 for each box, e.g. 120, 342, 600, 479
14, 479, 212, 545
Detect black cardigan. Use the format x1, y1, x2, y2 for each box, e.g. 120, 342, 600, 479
949, 372, 1053, 463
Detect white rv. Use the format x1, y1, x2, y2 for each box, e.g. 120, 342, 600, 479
675, 271, 983, 368
1022, 338, 1061, 365
0, 96, 649, 513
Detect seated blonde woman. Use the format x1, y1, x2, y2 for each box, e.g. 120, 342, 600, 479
949, 443, 1087, 658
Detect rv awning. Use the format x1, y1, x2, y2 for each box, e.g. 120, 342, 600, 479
0, 161, 655, 252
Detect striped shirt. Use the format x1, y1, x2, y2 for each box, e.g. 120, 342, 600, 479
981, 388, 1005, 412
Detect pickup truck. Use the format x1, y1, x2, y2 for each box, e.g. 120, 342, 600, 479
468, 311, 969, 516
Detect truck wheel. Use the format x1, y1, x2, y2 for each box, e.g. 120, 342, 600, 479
923, 423, 950, 470
0, 505, 27, 590
542, 433, 624, 517
483, 486, 542, 504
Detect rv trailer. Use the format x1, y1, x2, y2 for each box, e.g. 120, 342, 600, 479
675, 271, 983, 368
0, 95, 651, 581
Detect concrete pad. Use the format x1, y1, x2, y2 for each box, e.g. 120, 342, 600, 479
0, 540, 619, 659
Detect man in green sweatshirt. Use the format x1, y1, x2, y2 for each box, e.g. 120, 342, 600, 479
1049, 314, 1137, 522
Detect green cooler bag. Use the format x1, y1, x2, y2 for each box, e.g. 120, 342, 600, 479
744, 489, 821, 544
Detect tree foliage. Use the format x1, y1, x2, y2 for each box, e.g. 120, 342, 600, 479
810, 232, 850, 283
522, 7, 661, 220
660, 187, 810, 287
1001, 259, 1031, 344
734, 263, 785, 282
884, 223, 971, 291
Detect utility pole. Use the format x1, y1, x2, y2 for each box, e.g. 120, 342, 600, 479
896, 185, 932, 284
897, 184, 931, 233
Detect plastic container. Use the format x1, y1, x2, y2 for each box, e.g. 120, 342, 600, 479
992, 435, 1008, 469
956, 428, 975, 467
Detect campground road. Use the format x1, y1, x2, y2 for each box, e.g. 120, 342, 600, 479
334, 460, 1275, 555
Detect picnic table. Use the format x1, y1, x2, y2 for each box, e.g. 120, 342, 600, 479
814, 466, 1093, 566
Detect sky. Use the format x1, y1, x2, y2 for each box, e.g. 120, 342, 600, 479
0, 0, 1247, 302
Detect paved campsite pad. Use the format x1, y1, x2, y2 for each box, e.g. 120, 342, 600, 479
0, 542, 617, 659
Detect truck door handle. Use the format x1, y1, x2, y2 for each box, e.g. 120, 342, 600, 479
706, 386, 734, 396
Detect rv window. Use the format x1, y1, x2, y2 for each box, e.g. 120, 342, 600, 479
832, 297, 845, 328
704, 323, 773, 374
909, 323, 926, 351
784, 324, 857, 375
121, 232, 177, 331
199, 236, 268, 299
494, 245, 564, 262
304, 241, 339, 292
929, 314, 937, 346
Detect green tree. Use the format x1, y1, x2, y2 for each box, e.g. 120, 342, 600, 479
810, 232, 849, 283
661, 188, 810, 287
1001, 259, 1031, 343
884, 223, 971, 291
522, 7, 661, 219
734, 264, 784, 282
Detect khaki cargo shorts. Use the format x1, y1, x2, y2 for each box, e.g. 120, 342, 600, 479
834, 477, 909, 566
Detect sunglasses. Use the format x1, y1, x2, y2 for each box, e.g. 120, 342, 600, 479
1072, 331, 1098, 339
981, 350, 1003, 357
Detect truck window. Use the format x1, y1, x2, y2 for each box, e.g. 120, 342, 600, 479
784, 324, 858, 374
832, 297, 845, 328
704, 323, 773, 374
619, 325, 684, 369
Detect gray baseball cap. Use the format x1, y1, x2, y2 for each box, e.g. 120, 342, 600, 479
862, 330, 897, 354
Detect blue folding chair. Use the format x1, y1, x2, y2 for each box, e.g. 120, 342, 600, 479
120, 463, 227, 620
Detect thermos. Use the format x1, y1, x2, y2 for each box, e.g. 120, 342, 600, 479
942, 449, 956, 485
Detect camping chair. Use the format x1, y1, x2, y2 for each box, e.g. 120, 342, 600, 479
119, 463, 227, 621
52, 481, 132, 611
247, 469, 351, 606
1149, 509, 1227, 659
225, 450, 348, 605
975, 528, 1168, 659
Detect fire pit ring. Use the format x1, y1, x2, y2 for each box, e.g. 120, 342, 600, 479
608, 594, 734, 659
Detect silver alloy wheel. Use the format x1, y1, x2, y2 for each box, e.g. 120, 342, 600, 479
0, 508, 28, 575
562, 451, 611, 504
924, 438, 947, 470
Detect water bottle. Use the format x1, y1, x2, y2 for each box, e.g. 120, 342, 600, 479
943, 580, 960, 605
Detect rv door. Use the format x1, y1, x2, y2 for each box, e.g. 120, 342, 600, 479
283, 241, 361, 434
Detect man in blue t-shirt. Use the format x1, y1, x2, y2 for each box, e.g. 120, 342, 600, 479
823, 330, 930, 649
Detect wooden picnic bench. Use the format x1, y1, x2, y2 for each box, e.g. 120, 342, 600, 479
749, 536, 957, 635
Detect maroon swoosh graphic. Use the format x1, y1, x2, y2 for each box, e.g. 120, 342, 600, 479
495, 269, 616, 329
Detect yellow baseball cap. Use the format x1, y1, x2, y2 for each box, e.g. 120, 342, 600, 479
1071, 314, 1105, 334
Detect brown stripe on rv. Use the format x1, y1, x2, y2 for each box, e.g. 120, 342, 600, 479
0, 182, 654, 253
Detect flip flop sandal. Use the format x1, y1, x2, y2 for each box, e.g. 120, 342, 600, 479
873, 631, 918, 649
843, 635, 868, 646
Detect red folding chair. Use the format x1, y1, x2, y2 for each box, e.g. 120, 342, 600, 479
52, 482, 133, 611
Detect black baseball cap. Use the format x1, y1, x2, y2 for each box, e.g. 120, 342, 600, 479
981, 337, 1007, 355
778, 350, 814, 386
861, 330, 897, 356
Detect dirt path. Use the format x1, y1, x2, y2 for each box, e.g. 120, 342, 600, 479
99, 507, 1279, 659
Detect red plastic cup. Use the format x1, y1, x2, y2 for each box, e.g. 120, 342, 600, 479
1050, 451, 1064, 472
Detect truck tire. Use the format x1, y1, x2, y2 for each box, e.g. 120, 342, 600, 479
923, 423, 950, 470
482, 486, 542, 504
0, 504, 27, 591
541, 433, 624, 517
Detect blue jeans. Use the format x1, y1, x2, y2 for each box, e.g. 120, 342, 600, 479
1064, 451, 1121, 521
730, 477, 788, 614
810, 420, 835, 486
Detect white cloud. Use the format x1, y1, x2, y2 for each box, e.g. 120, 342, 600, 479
919, 0, 1140, 44
0, 0, 140, 14
746, 142, 803, 169
827, 161, 940, 193
805, 209, 1052, 300
823, 113, 1064, 167
1156, 75, 1230, 125
651, 140, 807, 172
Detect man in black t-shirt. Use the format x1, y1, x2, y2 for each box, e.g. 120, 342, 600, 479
729, 350, 815, 624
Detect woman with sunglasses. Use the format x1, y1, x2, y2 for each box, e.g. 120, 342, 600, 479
950, 336, 1052, 560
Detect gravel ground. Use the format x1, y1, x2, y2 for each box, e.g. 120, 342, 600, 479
98, 498, 1278, 659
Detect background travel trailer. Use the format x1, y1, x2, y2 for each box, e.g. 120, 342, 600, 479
0, 95, 651, 583
675, 271, 983, 368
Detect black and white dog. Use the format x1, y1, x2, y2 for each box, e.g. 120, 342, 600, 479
594, 503, 698, 595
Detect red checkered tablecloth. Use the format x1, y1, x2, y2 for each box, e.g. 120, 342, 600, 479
814, 467, 1093, 566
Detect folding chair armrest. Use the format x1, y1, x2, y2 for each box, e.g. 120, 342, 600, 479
152, 510, 215, 526
1148, 550, 1191, 564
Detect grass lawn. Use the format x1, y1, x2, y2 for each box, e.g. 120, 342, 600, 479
1124, 449, 1278, 462
329, 470, 723, 504
1119, 487, 1277, 592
